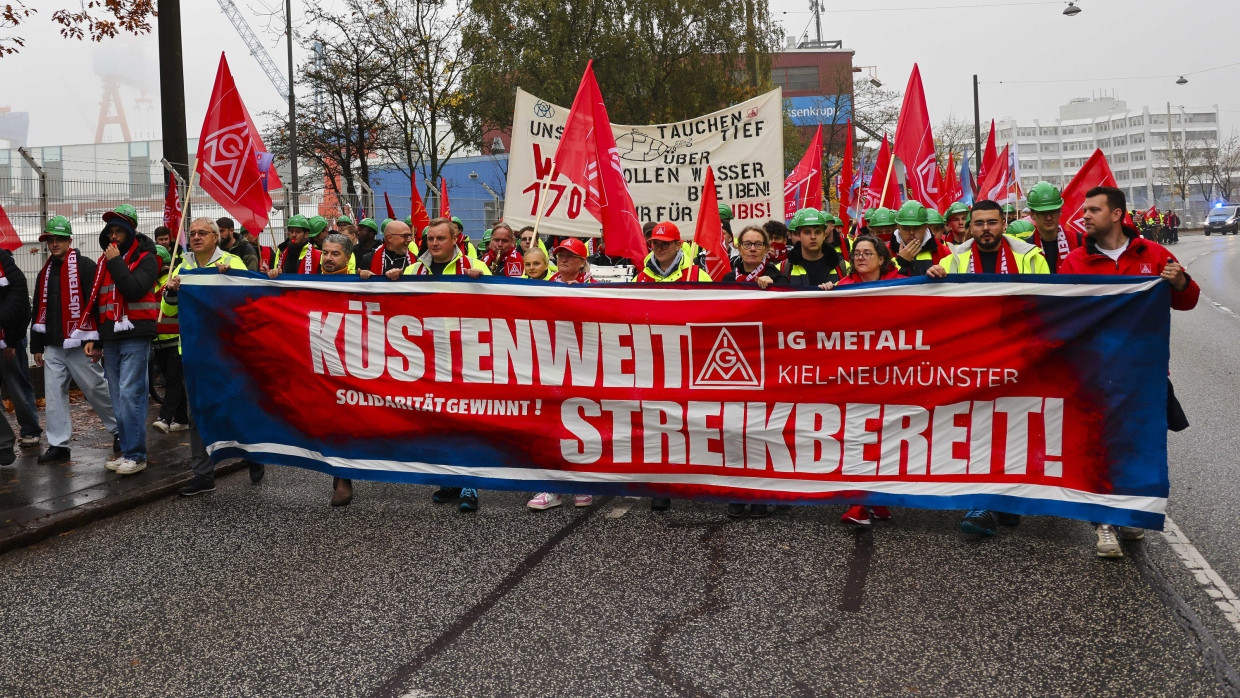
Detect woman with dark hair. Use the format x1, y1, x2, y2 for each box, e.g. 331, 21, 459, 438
831, 235, 902, 288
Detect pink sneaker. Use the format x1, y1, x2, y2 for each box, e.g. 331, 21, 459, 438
840, 505, 871, 526
527, 492, 563, 510
573, 494, 594, 507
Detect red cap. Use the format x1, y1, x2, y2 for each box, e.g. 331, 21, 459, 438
649, 221, 680, 242
553, 238, 588, 259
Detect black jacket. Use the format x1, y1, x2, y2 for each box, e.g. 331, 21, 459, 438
30, 251, 97, 354
95, 228, 159, 341
221, 237, 259, 271
0, 249, 30, 346
783, 243, 846, 286
727, 259, 789, 286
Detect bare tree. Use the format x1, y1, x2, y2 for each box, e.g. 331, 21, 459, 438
1202, 130, 1240, 203
934, 114, 974, 165
1157, 129, 1213, 211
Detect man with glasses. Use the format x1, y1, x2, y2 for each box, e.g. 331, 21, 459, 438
635, 221, 712, 283
168, 218, 253, 496
1025, 181, 1081, 274
360, 219, 417, 280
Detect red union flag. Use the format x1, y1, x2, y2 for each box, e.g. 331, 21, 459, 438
784, 125, 823, 218
552, 61, 646, 264
839, 119, 855, 231
693, 166, 730, 281
1060, 149, 1118, 239
980, 119, 999, 182
195, 53, 271, 233
440, 177, 450, 217
163, 169, 183, 239
976, 144, 1010, 202
0, 202, 20, 251
410, 171, 430, 240
864, 135, 900, 212
893, 64, 939, 209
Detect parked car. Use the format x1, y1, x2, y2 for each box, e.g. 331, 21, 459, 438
1204, 205, 1239, 235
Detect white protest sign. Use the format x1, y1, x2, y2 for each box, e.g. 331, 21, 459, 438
503, 88, 785, 239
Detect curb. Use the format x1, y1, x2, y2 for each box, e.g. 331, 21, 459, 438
0, 459, 246, 557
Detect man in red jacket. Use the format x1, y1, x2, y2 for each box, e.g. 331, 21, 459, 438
1059, 185, 1198, 558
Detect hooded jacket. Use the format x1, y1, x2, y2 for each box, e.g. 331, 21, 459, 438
1059, 224, 1199, 311
783, 242, 847, 286
96, 224, 160, 340
0, 249, 30, 346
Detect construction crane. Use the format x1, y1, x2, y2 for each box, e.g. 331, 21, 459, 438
216, 0, 289, 100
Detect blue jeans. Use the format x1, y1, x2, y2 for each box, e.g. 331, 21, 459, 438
103, 337, 152, 462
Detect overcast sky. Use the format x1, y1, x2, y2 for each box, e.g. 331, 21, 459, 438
2, 0, 1235, 148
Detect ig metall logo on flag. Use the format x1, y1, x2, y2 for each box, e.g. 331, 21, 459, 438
688, 323, 764, 389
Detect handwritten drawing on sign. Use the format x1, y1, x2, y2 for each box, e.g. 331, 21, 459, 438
505, 88, 785, 239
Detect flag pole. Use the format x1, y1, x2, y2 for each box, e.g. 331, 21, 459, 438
528, 167, 557, 242
159, 162, 199, 324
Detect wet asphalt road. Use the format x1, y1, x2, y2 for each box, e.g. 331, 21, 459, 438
3, 234, 1240, 698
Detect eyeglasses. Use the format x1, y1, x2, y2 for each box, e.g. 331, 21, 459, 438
188, 230, 213, 238
388, 233, 413, 240
851, 250, 876, 259
739, 241, 766, 249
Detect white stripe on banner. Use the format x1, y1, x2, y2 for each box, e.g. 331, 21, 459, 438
182, 272, 1162, 302
207, 440, 1167, 515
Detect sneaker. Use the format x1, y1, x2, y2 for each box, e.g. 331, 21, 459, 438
573, 494, 594, 507
1095, 524, 1124, 558
841, 505, 871, 526
168, 422, 189, 433
995, 512, 1022, 526
1118, 526, 1145, 541
115, 459, 147, 475
749, 504, 771, 518
870, 506, 892, 521
650, 498, 671, 512
726, 503, 747, 518
152, 420, 170, 434
459, 488, 479, 513
527, 492, 564, 510
960, 510, 999, 536
432, 486, 461, 504
37, 446, 71, 464
177, 475, 216, 496
105, 456, 125, 471
18, 435, 40, 447
248, 462, 266, 485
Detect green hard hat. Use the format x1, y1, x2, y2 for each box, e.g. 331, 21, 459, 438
451, 216, 463, 229
829, 212, 843, 226
403, 216, 412, 226
894, 201, 929, 226
718, 203, 734, 221
1026, 181, 1064, 212
102, 204, 138, 226
926, 209, 946, 225
868, 207, 897, 227
788, 208, 830, 231
336, 215, 354, 225
154, 244, 171, 268
381, 217, 394, 232
1001, 203, 1017, 214
482, 227, 493, 245
286, 214, 311, 231
945, 202, 970, 218
359, 217, 379, 233
308, 215, 329, 236
41, 215, 73, 238
1005, 220, 1036, 239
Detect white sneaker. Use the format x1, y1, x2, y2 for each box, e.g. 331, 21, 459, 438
1118, 526, 1146, 541
1096, 524, 1124, 558
105, 457, 125, 471
573, 494, 594, 507
168, 422, 189, 433
151, 420, 170, 434
115, 459, 147, 475
18, 435, 40, 447
527, 492, 563, 510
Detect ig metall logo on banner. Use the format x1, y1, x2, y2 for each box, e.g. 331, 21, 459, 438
688, 323, 764, 389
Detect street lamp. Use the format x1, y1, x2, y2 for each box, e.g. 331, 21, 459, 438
1176, 75, 1188, 85
1063, 2, 1082, 16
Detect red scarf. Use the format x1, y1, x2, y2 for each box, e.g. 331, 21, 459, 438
82, 243, 146, 333
33, 248, 89, 348
549, 269, 593, 284
369, 248, 416, 275
735, 263, 766, 283
1054, 226, 1074, 266
278, 243, 320, 274
766, 241, 788, 265
482, 248, 524, 277
969, 238, 1020, 275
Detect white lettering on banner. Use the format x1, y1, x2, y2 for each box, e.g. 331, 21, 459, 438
558, 399, 1069, 478
504, 88, 784, 238
306, 306, 764, 391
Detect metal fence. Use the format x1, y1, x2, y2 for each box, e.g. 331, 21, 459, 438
1, 177, 503, 294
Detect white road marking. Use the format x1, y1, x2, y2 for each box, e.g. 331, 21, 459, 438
605, 497, 638, 519
399, 690, 435, 698
1161, 516, 1240, 635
